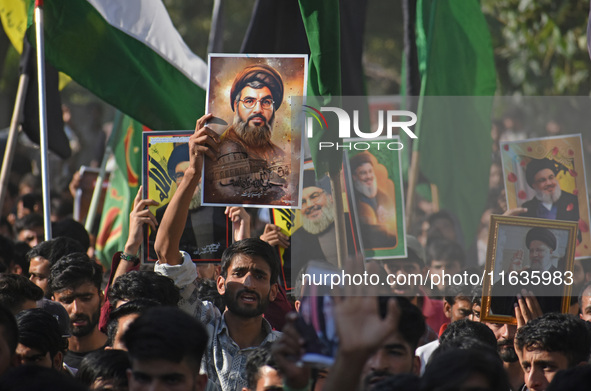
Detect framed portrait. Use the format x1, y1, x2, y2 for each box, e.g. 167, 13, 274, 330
142, 131, 231, 264
343, 136, 407, 260
481, 215, 577, 325
500, 134, 591, 258
202, 54, 308, 208
275, 159, 362, 291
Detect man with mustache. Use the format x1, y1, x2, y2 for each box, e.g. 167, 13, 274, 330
522, 158, 579, 222
49, 253, 107, 371
350, 151, 397, 249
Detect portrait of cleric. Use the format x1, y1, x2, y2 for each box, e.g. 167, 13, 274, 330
349, 151, 397, 250
520, 158, 579, 222
203, 56, 306, 207
285, 170, 358, 285
147, 142, 229, 262
489, 225, 570, 318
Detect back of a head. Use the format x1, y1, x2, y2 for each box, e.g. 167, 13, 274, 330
49, 253, 103, 293
51, 219, 90, 252
546, 365, 591, 391
431, 336, 498, 362
515, 313, 591, 366
106, 299, 161, 346
422, 348, 510, 391
245, 346, 277, 390
425, 237, 465, 267
76, 349, 130, 389
107, 270, 180, 307
439, 318, 497, 349
443, 283, 474, 306
27, 237, 85, 266
221, 238, 280, 284
0, 274, 44, 314
123, 307, 208, 368
16, 308, 65, 358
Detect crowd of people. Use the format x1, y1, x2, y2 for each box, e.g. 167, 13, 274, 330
1, 98, 591, 391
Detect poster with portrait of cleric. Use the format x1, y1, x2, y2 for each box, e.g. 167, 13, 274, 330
272, 160, 362, 291
202, 54, 307, 208
343, 136, 407, 260
500, 134, 591, 258
142, 131, 231, 264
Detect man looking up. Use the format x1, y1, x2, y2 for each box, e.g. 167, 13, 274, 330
49, 253, 107, 370
154, 115, 280, 390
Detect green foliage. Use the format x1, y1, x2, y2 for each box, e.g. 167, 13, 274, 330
482, 0, 591, 95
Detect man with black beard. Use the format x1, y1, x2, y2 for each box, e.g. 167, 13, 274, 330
484, 322, 523, 391
522, 158, 579, 222
205, 64, 289, 204
49, 253, 107, 370
350, 151, 397, 249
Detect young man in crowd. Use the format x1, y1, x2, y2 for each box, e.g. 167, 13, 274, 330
243, 346, 283, 391
515, 313, 590, 391
49, 253, 107, 370
123, 307, 208, 391
425, 237, 465, 298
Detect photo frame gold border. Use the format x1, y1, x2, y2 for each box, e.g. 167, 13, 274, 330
481, 215, 577, 325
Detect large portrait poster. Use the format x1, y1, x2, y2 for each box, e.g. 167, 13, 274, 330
500, 134, 591, 258
343, 136, 407, 260
202, 54, 307, 208
275, 160, 362, 291
142, 131, 230, 263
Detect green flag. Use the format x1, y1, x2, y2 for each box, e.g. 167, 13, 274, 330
298, 0, 343, 176
95, 115, 143, 267
26, 0, 207, 130
415, 0, 496, 245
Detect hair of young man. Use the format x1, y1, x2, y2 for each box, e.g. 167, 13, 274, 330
0, 364, 87, 391
12, 241, 32, 276
0, 305, 18, 356
122, 307, 208, 369
443, 283, 474, 306
106, 299, 161, 347
19, 193, 42, 212
16, 308, 65, 359
14, 213, 44, 234
578, 280, 591, 309
427, 210, 455, 228
514, 313, 591, 366
421, 348, 510, 391
106, 270, 180, 308
372, 374, 420, 391
26, 237, 85, 266
438, 319, 497, 349
378, 297, 426, 351
0, 274, 44, 314
196, 278, 225, 313
51, 219, 90, 252
425, 237, 465, 267
545, 364, 591, 391
75, 349, 130, 389
220, 238, 280, 284
431, 336, 498, 361
245, 346, 278, 390
470, 284, 482, 307
49, 253, 103, 293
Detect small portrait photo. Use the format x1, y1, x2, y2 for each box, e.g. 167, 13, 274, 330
202, 54, 307, 208
142, 131, 230, 263
344, 137, 407, 260
481, 215, 577, 324
500, 134, 591, 258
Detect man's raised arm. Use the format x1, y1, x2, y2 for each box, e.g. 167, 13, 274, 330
154, 113, 220, 265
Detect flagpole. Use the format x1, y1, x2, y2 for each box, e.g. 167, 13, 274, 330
0, 74, 29, 214
329, 168, 347, 269
35, 0, 52, 240
85, 111, 123, 233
